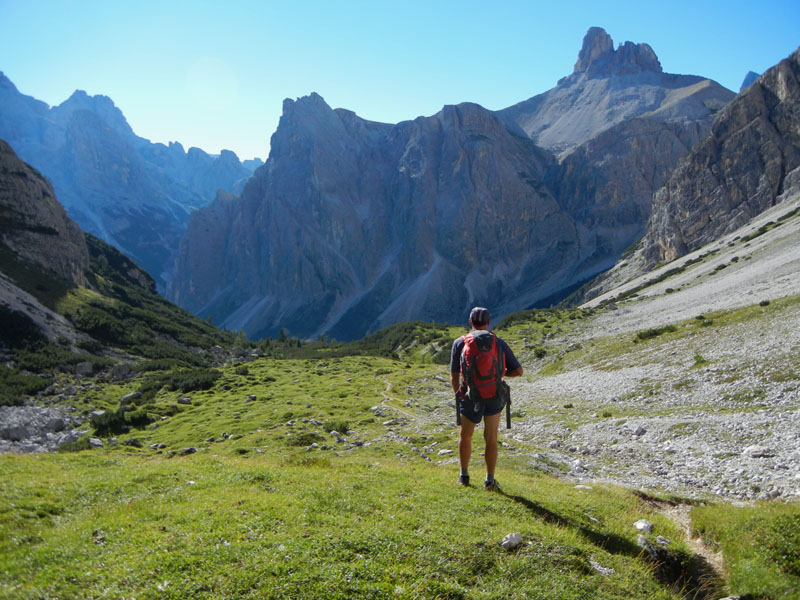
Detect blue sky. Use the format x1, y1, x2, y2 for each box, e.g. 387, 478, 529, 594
1, 0, 798, 161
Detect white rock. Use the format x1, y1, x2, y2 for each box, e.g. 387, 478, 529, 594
634, 519, 653, 533
501, 532, 522, 550
438, 449, 453, 456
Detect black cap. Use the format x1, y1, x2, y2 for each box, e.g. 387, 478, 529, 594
469, 306, 490, 326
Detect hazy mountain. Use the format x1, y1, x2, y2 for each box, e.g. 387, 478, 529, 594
0, 74, 259, 289
169, 28, 736, 340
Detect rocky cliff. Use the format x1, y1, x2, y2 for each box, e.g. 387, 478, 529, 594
0, 76, 258, 288
498, 27, 733, 158
639, 47, 800, 267
0, 138, 88, 286
169, 28, 738, 340
170, 96, 579, 340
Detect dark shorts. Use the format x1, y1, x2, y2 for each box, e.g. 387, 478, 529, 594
458, 394, 505, 424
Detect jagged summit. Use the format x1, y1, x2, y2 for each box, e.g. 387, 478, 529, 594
573, 27, 662, 77
740, 70, 761, 91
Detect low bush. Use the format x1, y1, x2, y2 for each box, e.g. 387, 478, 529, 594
635, 325, 678, 341
91, 407, 153, 437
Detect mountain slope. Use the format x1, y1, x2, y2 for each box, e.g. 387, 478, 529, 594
582, 46, 800, 300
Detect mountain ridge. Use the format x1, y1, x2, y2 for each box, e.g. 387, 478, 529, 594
169, 27, 735, 340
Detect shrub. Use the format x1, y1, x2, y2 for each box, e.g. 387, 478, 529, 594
325, 420, 350, 435
287, 432, 325, 447
0, 366, 49, 406
57, 437, 92, 453
635, 325, 677, 341
91, 407, 153, 436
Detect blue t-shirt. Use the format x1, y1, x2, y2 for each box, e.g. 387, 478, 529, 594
450, 332, 521, 375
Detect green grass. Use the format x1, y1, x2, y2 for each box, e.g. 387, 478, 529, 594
0, 450, 695, 600
692, 502, 800, 599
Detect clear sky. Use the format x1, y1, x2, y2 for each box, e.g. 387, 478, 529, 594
1, 0, 798, 161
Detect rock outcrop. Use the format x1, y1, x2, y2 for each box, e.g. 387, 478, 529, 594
0, 139, 88, 286
170, 97, 578, 340
0, 75, 259, 288
639, 47, 800, 266
499, 28, 733, 157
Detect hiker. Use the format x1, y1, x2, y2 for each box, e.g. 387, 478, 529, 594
450, 307, 523, 490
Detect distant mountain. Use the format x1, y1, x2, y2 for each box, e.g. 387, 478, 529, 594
0, 139, 235, 404
169, 28, 736, 340
0, 74, 260, 289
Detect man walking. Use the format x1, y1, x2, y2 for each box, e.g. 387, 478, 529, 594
450, 307, 523, 490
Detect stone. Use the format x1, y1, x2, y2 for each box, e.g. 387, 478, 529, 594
89, 438, 103, 448
45, 418, 66, 432
75, 362, 94, 377
178, 447, 197, 456
122, 438, 143, 448
120, 391, 141, 405
112, 363, 132, 381
437, 449, 453, 456
500, 532, 522, 550
1, 425, 29, 441
589, 557, 615, 576
176, 397, 192, 405
742, 445, 775, 458
634, 519, 654, 533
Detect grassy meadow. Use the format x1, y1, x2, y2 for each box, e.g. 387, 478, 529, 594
1, 306, 799, 598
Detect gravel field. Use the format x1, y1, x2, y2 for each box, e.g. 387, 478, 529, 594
506, 193, 800, 501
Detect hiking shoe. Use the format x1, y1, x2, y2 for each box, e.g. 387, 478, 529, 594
458, 474, 470, 486
484, 479, 500, 492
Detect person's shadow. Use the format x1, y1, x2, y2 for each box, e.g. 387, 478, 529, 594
498, 489, 640, 557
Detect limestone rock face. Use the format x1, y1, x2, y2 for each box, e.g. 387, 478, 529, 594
640, 47, 800, 266
0, 139, 88, 286
170, 96, 582, 340
0, 74, 257, 288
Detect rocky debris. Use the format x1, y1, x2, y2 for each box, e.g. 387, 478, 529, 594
0, 405, 86, 453
176, 397, 192, 405
178, 447, 197, 456
88, 438, 103, 448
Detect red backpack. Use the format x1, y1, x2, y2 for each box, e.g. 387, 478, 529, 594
460, 330, 505, 403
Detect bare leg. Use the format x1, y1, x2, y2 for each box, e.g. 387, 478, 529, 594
483, 412, 501, 477
459, 417, 476, 471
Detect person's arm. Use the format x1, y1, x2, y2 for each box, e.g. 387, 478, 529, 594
506, 365, 523, 377
451, 371, 461, 393
499, 338, 523, 377
450, 337, 463, 393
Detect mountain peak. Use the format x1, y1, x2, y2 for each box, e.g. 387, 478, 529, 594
573, 27, 662, 77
